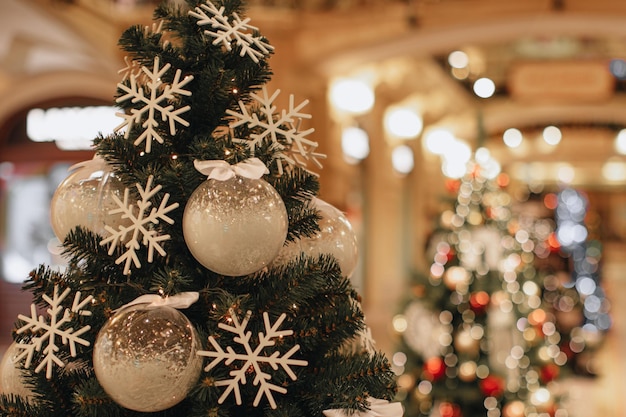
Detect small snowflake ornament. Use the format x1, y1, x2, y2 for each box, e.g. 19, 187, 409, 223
197, 308, 307, 409
100, 175, 179, 275
118, 56, 141, 83
227, 87, 326, 175
14, 285, 93, 379
118, 22, 171, 83
189, 1, 274, 63
114, 56, 194, 153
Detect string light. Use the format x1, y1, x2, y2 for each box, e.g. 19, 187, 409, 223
556, 188, 610, 331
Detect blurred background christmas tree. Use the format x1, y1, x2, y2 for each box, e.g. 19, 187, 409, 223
392, 155, 608, 417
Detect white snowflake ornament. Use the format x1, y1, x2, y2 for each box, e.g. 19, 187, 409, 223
189, 1, 274, 63
227, 87, 326, 175
100, 175, 179, 275
14, 285, 93, 379
118, 56, 141, 83
114, 56, 194, 153
197, 309, 307, 409
118, 22, 170, 83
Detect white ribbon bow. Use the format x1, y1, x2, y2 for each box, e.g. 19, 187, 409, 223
194, 158, 269, 181
115, 291, 199, 312
322, 398, 404, 417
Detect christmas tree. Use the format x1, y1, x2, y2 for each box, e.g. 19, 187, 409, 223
394, 160, 583, 417
0, 1, 400, 416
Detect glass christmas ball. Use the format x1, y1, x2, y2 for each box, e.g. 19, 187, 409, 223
269, 240, 303, 268
93, 303, 203, 412
0, 342, 35, 403
50, 159, 130, 241
183, 176, 288, 276
301, 198, 358, 277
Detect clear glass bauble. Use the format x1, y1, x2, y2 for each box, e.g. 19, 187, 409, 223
93, 303, 203, 412
50, 159, 130, 241
0, 342, 35, 403
301, 198, 358, 277
268, 240, 303, 268
183, 176, 288, 276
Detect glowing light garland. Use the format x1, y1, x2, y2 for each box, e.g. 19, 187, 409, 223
555, 188, 611, 332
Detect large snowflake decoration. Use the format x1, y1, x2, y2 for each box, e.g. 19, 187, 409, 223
227, 87, 326, 175
100, 175, 179, 275
14, 285, 93, 379
189, 1, 273, 63
114, 56, 194, 153
197, 309, 308, 409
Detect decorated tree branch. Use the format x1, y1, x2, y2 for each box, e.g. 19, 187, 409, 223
0, 1, 399, 417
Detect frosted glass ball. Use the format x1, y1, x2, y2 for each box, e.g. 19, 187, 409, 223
0, 342, 35, 403
269, 240, 303, 268
302, 198, 358, 277
93, 304, 203, 412
50, 161, 130, 241
183, 176, 288, 276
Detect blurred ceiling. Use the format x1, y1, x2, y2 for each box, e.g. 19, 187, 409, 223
2, 0, 626, 188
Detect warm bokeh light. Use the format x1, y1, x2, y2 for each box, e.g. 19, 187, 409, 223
384, 107, 423, 139
542, 125, 562, 146
442, 160, 467, 179
616, 129, 626, 154
329, 78, 374, 115
497, 173, 510, 187
602, 158, 626, 181
543, 193, 559, 210
474, 147, 502, 180
392, 351, 408, 367
480, 158, 501, 180
441, 140, 472, 178
392, 314, 408, 333
391, 145, 415, 174
424, 129, 456, 155
443, 266, 470, 289
341, 126, 370, 163
473, 77, 496, 98
502, 128, 523, 148
451, 66, 470, 80
557, 163, 575, 184
448, 50, 469, 69
530, 387, 552, 407
475, 147, 490, 164
27, 106, 119, 150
